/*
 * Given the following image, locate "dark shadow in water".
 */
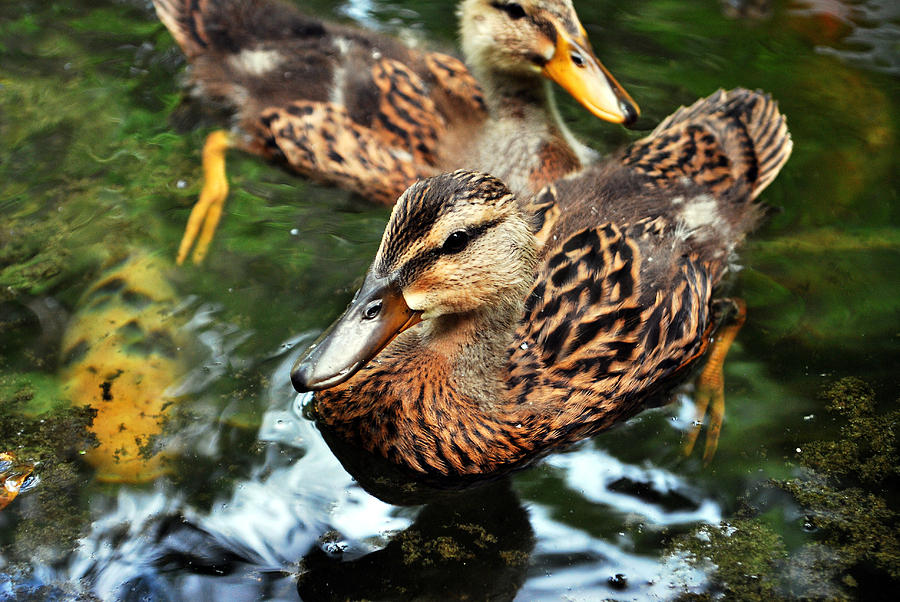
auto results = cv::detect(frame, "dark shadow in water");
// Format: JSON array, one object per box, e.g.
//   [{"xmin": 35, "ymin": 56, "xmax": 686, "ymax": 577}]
[
  {"xmin": 298, "ymin": 479, "xmax": 533, "ymax": 602},
  {"xmin": 298, "ymin": 424, "xmax": 535, "ymax": 601},
  {"xmin": 110, "ymin": 423, "xmax": 535, "ymax": 601}
]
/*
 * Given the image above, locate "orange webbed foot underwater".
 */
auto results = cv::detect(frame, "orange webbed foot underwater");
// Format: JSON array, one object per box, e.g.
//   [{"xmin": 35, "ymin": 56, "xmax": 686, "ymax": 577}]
[
  {"xmin": 176, "ymin": 130, "xmax": 231, "ymax": 265},
  {"xmin": 683, "ymin": 298, "xmax": 747, "ymax": 463}
]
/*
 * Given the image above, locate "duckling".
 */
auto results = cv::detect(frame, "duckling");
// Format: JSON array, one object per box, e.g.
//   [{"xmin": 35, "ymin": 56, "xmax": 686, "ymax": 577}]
[
  {"xmin": 152, "ymin": 0, "xmax": 639, "ymax": 263},
  {"xmin": 290, "ymin": 88, "xmax": 791, "ymax": 479}
]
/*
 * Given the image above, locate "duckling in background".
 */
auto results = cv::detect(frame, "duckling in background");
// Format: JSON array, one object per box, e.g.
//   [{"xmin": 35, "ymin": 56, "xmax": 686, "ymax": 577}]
[
  {"xmin": 291, "ymin": 88, "xmax": 791, "ymax": 480},
  {"xmin": 152, "ymin": 0, "xmax": 639, "ymax": 263},
  {"xmin": 60, "ymin": 253, "xmax": 187, "ymax": 483}
]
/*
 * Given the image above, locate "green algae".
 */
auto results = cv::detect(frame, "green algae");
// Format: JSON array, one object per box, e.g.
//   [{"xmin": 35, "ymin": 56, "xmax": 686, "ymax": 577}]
[
  {"xmin": 772, "ymin": 379, "xmax": 900, "ymax": 592},
  {"xmin": 671, "ymin": 518, "xmax": 788, "ymax": 600},
  {"xmin": 800, "ymin": 378, "xmax": 898, "ymax": 486},
  {"xmin": 670, "ymin": 378, "xmax": 900, "ymax": 599}
]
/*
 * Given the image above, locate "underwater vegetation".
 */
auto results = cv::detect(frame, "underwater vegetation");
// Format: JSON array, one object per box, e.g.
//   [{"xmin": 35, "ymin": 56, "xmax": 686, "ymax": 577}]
[
  {"xmin": 297, "ymin": 480, "xmax": 534, "ymax": 601},
  {"xmin": 670, "ymin": 378, "xmax": 899, "ymax": 600}
]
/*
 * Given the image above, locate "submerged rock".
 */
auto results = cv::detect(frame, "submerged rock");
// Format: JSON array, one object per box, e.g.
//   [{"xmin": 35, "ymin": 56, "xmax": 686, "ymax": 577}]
[{"xmin": 0, "ymin": 385, "xmax": 97, "ymax": 563}]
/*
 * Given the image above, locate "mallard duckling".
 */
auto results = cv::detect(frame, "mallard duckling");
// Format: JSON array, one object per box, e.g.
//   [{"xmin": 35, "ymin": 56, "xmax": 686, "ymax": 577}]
[
  {"xmin": 290, "ymin": 88, "xmax": 791, "ymax": 479},
  {"xmin": 152, "ymin": 0, "xmax": 639, "ymax": 263}
]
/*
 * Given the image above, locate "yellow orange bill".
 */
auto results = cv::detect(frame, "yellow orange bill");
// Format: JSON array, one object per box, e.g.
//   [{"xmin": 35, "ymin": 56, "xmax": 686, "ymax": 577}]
[{"xmin": 542, "ymin": 27, "xmax": 639, "ymax": 126}]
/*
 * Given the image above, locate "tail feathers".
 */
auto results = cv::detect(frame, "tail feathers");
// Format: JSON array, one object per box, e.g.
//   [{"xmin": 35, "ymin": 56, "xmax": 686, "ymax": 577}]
[
  {"xmin": 625, "ymin": 88, "xmax": 792, "ymax": 201},
  {"xmin": 723, "ymin": 89, "xmax": 793, "ymax": 199}
]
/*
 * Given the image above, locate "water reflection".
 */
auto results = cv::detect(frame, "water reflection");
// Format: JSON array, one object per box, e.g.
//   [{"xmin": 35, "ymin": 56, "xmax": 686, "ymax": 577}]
[{"xmin": 298, "ymin": 480, "xmax": 533, "ymax": 601}]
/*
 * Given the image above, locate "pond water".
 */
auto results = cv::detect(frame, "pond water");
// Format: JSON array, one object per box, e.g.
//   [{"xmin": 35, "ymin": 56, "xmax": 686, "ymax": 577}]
[{"xmin": 1, "ymin": 0, "xmax": 898, "ymax": 600}]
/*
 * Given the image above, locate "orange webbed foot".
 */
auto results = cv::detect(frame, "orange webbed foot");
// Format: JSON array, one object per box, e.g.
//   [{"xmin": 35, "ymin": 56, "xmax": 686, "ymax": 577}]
[
  {"xmin": 683, "ymin": 298, "xmax": 747, "ymax": 463},
  {"xmin": 176, "ymin": 130, "xmax": 231, "ymax": 265}
]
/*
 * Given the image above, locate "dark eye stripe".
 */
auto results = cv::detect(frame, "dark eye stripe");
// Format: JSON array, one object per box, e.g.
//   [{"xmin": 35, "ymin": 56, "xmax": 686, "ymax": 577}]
[
  {"xmin": 490, "ymin": 1, "xmax": 526, "ymax": 20},
  {"xmin": 395, "ymin": 217, "xmax": 504, "ymax": 286},
  {"xmin": 527, "ymin": 52, "xmax": 549, "ymax": 67},
  {"xmin": 533, "ymin": 17, "xmax": 558, "ymax": 44}
]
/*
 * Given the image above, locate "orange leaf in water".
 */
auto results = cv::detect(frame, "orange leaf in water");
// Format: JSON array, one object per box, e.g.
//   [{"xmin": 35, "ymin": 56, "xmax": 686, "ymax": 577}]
[{"xmin": 1, "ymin": 452, "xmax": 35, "ymax": 512}]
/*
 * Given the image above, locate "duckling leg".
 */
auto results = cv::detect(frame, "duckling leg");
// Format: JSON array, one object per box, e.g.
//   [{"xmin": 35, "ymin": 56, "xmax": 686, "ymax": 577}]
[
  {"xmin": 683, "ymin": 298, "xmax": 746, "ymax": 463},
  {"xmin": 176, "ymin": 130, "xmax": 231, "ymax": 265}
]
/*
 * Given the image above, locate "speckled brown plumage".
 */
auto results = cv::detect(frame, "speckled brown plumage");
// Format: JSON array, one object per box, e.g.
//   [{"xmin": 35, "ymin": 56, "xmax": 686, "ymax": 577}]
[
  {"xmin": 294, "ymin": 88, "xmax": 791, "ymax": 480},
  {"xmin": 153, "ymin": 0, "xmax": 635, "ymax": 203}
]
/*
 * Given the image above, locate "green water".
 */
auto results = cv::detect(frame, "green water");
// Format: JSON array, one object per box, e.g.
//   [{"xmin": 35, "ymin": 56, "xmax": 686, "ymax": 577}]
[{"xmin": 1, "ymin": 0, "xmax": 898, "ymax": 599}]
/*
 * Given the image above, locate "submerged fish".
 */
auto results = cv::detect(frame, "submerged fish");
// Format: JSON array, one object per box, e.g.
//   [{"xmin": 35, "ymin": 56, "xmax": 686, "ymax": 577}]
[{"xmin": 60, "ymin": 252, "xmax": 187, "ymax": 483}]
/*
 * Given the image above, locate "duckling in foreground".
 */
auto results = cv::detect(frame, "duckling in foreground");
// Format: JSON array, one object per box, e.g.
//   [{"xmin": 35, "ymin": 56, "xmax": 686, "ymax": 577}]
[
  {"xmin": 152, "ymin": 0, "xmax": 639, "ymax": 263},
  {"xmin": 291, "ymin": 88, "xmax": 791, "ymax": 479}
]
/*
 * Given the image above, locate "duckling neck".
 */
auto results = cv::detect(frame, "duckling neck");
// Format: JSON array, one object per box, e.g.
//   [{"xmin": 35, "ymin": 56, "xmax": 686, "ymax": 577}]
[
  {"xmin": 424, "ymin": 296, "xmax": 523, "ymax": 405},
  {"xmin": 467, "ymin": 69, "xmax": 593, "ymax": 192},
  {"xmin": 479, "ymin": 70, "xmax": 564, "ymax": 133},
  {"xmin": 313, "ymin": 293, "xmax": 543, "ymax": 478}
]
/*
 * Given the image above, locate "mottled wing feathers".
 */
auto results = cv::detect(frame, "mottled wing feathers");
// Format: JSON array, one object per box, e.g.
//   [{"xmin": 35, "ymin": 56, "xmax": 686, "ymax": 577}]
[
  {"xmin": 252, "ymin": 53, "xmax": 458, "ymax": 203},
  {"xmin": 370, "ymin": 58, "xmax": 445, "ymax": 166},
  {"xmin": 504, "ymin": 88, "xmax": 793, "ymax": 445},
  {"xmin": 155, "ymin": 0, "xmax": 469, "ymax": 204},
  {"xmin": 508, "ymin": 221, "xmax": 713, "ymax": 440},
  {"xmin": 514, "ymin": 223, "xmax": 644, "ymax": 370},
  {"xmin": 424, "ymin": 52, "xmax": 488, "ymax": 116},
  {"xmin": 623, "ymin": 88, "xmax": 792, "ymax": 200},
  {"xmin": 258, "ymin": 101, "xmax": 434, "ymax": 204}
]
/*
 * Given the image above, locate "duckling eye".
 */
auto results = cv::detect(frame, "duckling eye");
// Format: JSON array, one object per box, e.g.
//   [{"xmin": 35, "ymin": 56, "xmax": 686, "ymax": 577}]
[
  {"xmin": 491, "ymin": 1, "xmax": 526, "ymax": 20},
  {"xmin": 442, "ymin": 230, "xmax": 470, "ymax": 254},
  {"xmin": 570, "ymin": 51, "xmax": 585, "ymax": 68},
  {"xmin": 363, "ymin": 300, "xmax": 382, "ymax": 320}
]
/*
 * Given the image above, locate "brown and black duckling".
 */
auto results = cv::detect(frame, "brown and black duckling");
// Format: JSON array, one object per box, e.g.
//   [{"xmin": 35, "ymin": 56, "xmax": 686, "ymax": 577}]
[
  {"xmin": 290, "ymin": 88, "xmax": 792, "ymax": 480},
  {"xmin": 152, "ymin": 0, "xmax": 639, "ymax": 263}
]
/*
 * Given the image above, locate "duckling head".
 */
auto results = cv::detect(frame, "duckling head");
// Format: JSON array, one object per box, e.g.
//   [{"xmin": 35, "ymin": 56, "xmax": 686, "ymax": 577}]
[
  {"xmin": 292, "ymin": 170, "xmax": 537, "ymax": 391},
  {"xmin": 458, "ymin": 0, "xmax": 639, "ymax": 125}
]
